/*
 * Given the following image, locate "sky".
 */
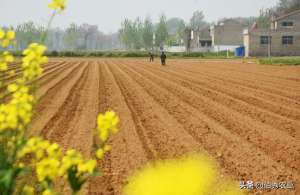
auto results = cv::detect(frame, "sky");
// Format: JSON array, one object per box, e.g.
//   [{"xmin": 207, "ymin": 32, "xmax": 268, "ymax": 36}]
[{"xmin": 1, "ymin": 0, "xmax": 278, "ymax": 33}]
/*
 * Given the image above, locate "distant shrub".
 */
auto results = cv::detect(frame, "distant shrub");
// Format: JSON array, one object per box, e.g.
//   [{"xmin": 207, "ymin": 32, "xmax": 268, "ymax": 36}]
[{"xmin": 50, "ymin": 50, "xmax": 59, "ymax": 56}]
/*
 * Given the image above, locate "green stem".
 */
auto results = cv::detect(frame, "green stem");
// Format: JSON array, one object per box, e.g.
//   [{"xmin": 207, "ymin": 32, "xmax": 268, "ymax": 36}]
[{"xmin": 40, "ymin": 11, "xmax": 56, "ymax": 44}]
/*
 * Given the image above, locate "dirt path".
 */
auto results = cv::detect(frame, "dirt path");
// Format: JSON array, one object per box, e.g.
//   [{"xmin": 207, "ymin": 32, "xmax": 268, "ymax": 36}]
[{"xmin": 27, "ymin": 58, "xmax": 299, "ymax": 195}]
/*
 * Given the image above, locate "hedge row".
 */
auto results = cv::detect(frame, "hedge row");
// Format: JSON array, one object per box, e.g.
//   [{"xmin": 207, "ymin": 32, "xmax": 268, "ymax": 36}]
[{"xmin": 21, "ymin": 50, "xmax": 234, "ymax": 58}]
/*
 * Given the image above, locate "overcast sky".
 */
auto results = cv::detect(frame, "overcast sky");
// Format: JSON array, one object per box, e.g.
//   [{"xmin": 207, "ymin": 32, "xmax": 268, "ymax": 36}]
[{"xmin": 1, "ymin": 0, "xmax": 278, "ymax": 33}]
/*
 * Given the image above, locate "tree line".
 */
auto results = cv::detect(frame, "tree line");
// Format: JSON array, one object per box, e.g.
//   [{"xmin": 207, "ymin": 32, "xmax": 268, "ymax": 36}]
[
  {"xmin": 118, "ymin": 11, "xmax": 209, "ymax": 50},
  {"xmin": 4, "ymin": 1, "xmax": 299, "ymax": 52},
  {"xmin": 1, "ymin": 22, "xmax": 121, "ymax": 51}
]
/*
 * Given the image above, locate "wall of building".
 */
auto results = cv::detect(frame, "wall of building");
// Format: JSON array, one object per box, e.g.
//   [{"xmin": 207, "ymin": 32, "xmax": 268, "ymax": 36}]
[
  {"xmin": 211, "ymin": 20, "xmax": 245, "ymax": 46},
  {"xmin": 247, "ymin": 30, "xmax": 300, "ymax": 56},
  {"xmin": 245, "ymin": 11, "xmax": 300, "ymax": 57},
  {"xmin": 275, "ymin": 11, "xmax": 300, "ymax": 31},
  {"xmin": 189, "ymin": 29, "xmax": 213, "ymax": 52}
]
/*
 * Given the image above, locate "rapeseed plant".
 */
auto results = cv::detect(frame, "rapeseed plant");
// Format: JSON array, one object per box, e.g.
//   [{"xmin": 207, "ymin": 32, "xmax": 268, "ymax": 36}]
[
  {"xmin": 95, "ymin": 111, "xmax": 119, "ymax": 160},
  {"xmin": 0, "ymin": 0, "xmax": 120, "ymax": 194}
]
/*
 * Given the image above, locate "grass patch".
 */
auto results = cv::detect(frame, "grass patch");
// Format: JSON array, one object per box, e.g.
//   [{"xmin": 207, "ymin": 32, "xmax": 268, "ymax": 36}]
[{"xmin": 259, "ymin": 57, "xmax": 300, "ymax": 65}]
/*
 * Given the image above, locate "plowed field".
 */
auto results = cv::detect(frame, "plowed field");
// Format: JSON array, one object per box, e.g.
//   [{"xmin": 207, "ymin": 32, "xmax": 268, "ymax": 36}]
[{"xmin": 13, "ymin": 58, "xmax": 300, "ymax": 194}]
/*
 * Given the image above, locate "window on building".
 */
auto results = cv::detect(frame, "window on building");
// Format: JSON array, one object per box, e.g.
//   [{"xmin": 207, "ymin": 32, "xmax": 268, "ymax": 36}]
[
  {"xmin": 199, "ymin": 40, "xmax": 212, "ymax": 47},
  {"xmin": 282, "ymin": 21, "xmax": 294, "ymax": 27},
  {"xmin": 260, "ymin": 36, "xmax": 271, "ymax": 45},
  {"xmin": 282, "ymin": 36, "xmax": 293, "ymax": 45}
]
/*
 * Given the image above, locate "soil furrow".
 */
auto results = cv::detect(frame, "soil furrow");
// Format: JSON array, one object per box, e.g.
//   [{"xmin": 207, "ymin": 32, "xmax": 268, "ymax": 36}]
[
  {"xmin": 113, "ymin": 60, "xmax": 299, "ymax": 195},
  {"xmin": 89, "ymin": 61, "xmax": 151, "ymax": 195},
  {"xmin": 42, "ymin": 64, "xmax": 90, "ymax": 143},
  {"xmin": 125, "ymin": 61, "xmax": 300, "ymax": 138},
  {"xmin": 169, "ymin": 61, "xmax": 300, "ymax": 100},
  {"xmin": 108, "ymin": 60, "xmax": 205, "ymax": 158},
  {"xmin": 117, "ymin": 61, "xmax": 300, "ymax": 176},
  {"xmin": 169, "ymin": 60, "xmax": 300, "ymax": 89},
  {"xmin": 32, "ymin": 63, "xmax": 87, "ymax": 136},
  {"xmin": 135, "ymin": 60, "xmax": 300, "ymax": 120},
  {"xmin": 26, "ymin": 58, "xmax": 300, "ymax": 195}
]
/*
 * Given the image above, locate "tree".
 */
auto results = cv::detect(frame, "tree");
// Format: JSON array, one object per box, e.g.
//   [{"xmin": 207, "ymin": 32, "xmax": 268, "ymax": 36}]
[
  {"xmin": 63, "ymin": 23, "xmax": 79, "ymax": 51},
  {"xmin": 166, "ymin": 18, "xmax": 185, "ymax": 35},
  {"xmin": 119, "ymin": 18, "xmax": 144, "ymax": 50},
  {"xmin": 119, "ymin": 19, "xmax": 132, "ymax": 49},
  {"xmin": 275, "ymin": 0, "xmax": 300, "ymax": 14},
  {"xmin": 281, "ymin": 0, "xmax": 300, "ymax": 13},
  {"xmin": 190, "ymin": 11, "xmax": 208, "ymax": 30},
  {"xmin": 155, "ymin": 14, "xmax": 168, "ymax": 47},
  {"xmin": 15, "ymin": 21, "xmax": 44, "ymax": 50},
  {"xmin": 175, "ymin": 20, "xmax": 186, "ymax": 45},
  {"xmin": 256, "ymin": 9, "xmax": 271, "ymax": 29},
  {"xmin": 133, "ymin": 17, "xmax": 144, "ymax": 49},
  {"xmin": 142, "ymin": 17, "xmax": 154, "ymax": 49}
]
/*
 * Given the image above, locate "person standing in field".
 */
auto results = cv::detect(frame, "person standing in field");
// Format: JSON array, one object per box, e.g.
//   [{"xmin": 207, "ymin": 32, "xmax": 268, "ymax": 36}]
[
  {"xmin": 160, "ymin": 51, "xmax": 166, "ymax": 65},
  {"xmin": 149, "ymin": 52, "xmax": 154, "ymax": 62}
]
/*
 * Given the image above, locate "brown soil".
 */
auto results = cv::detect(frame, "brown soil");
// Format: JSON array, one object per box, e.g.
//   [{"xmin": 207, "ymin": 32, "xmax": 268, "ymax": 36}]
[{"xmin": 24, "ymin": 58, "xmax": 300, "ymax": 195}]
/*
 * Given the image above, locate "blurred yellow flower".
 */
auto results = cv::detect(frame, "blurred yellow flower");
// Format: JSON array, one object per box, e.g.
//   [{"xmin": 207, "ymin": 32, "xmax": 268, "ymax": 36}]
[
  {"xmin": 0, "ymin": 51, "xmax": 14, "ymax": 71},
  {"xmin": 36, "ymin": 158, "xmax": 60, "ymax": 182},
  {"xmin": 0, "ymin": 28, "xmax": 4, "ymax": 39},
  {"xmin": 78, "ymin": 159, "xmax": 97, "ymax": 175},
  {"xmin": 103, "ymin": 144, "xmax": 112, "ymax": 152},
  {"xmin": 42, "ymin": 189, "xmax": 55, "ymax": 195},
  {"xmin": 0, "ymin": 29, "xmax": 15, "ymax": 48},
  {"xmin": 22, "ymin": 43, "xmax": 48, "ymax": 81},
  {"xmin": 124, "ymin": 155, "xmax": 217, "ymax": 195},
  {"xmin": 96, "ymin": 148, "xmax": 105, "ymax": 160},
  {"xmin": 124, "ymin": 155, "xmax": 245, "ymax": 195},
  {"xmin": 7, "ymin": 83, "xmax": 18, "ymax": 93},
  {"xmin": 47, "ymin": 143, "xmax": 62, "ymax": 159},
  {"xmin": 48, "ymin": 0, "xmax": 67, "ymax": 11}
]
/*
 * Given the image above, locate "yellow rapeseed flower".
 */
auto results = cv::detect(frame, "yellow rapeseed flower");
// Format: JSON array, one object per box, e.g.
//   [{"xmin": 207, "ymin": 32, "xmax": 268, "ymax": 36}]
[
  {"xmin": 97, "ymin": 111, "xmax": 119, "ymax": 142},
  {"xmin": 0, "ymin": 83, "xmax": 35, "ymax": 132},
  {"xmin": 124, "ymin": 155, "xmax": 245, "ymax": 195},
  {"xmin": 22, "ymin": 43, "xmax": 48, "ymax": 81},
  {"xmin": 59, "ymin": 149, "xmax": 83, "ymax": 176},
  {"xmin": 48, "ymin": 0, "xmax": 67, "ymax": 11},
  {"xmin": 7, "ymin": 84, "xmax": 18, "ymax": 93},
  {"xmin": 124, "ymin": 155, "xmax": 217, "ymax": 195},
  {"xmin": 95, "ymin": 145, "xmax": 111, "ymax": 159},
  {"xmin": 0, "ymin": 28, "xmax": 4, "ymax": 39},
  {"xmin": 96, "ymin": 148, "xmax": 105, "ymax": 160},
  {"xmin": 0, "ymin": 51, "xmax": 14, "ymax": 71},
  {"xmin": 36, "ymin": 157, "xmax": 60, "ymax": 182},
  {"xmin": 47, "ymin": 143, "xmax": 62, "ymax": 159},
  {"xmin": 17, "ymin": 137, "xmax": 60, "ymax": 162},
  {"xmin": 77, "ymin": 160, "xmax": 97, "ymax": 175},
  {"xmin": 42, "ymin": 189, "xmax": 55, "ymax": 195},
  {"xmin": 103, "ymin": 144, "xmax": 111, "ymax": 152},
  {"xmin": 0, "ymin": 29, "xmax": 15, "ymax": 48}
]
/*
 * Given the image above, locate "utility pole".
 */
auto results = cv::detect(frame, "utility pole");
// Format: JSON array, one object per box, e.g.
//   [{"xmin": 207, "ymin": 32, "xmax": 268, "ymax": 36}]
[{"xmin": 268, "ymin": 25, "xmax": 272, "ymax": 59}]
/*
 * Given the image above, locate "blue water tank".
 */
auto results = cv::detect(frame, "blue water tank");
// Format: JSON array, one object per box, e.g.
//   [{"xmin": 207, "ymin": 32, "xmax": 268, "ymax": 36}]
[{"xmin": 235, "ymin": 46, "xmax": 245, "ymax": 57}]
